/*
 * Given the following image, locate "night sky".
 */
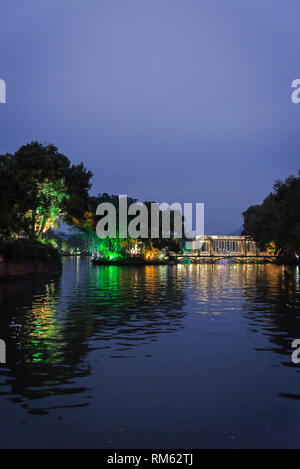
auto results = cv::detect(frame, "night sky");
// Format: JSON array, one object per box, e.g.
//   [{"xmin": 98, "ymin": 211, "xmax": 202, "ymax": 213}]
[{"xmin": 1, "ymin": 0, "xmax": 300, "ymax": 233}]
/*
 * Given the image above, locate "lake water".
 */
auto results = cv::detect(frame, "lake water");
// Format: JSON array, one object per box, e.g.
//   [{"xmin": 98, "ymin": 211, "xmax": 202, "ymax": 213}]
[{"xmin": 0, "ymin": 258, "xmax": 300, "ymax": 448}]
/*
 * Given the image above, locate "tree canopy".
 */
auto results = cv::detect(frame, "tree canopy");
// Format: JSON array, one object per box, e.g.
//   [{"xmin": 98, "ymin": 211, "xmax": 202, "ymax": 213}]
[
  {"xmin": 243, "ymin": 172, "xmax": 300, "ymax": 262},
  {"xmin": 73, "ymin": 193, "xmax": 183, "ymax": 259},
  {"xmin": 0, "ymin": 142, "xmax": 92, "ymax": 240},
  {"xmin": 0, "ymin": 141, "xmax": 183, "ymax": 260}
]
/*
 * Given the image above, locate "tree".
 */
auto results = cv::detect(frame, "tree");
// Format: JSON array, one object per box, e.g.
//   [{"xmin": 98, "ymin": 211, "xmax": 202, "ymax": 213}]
[
  {"xmin": 0, "ymin": 142, "xmax": 92, "ymax": 240},
  {"xmin": 73, "ymin": 193, "xmax": 138, "ymax": 258},
  {"xmin": 74, "ymin": 194, "xmax": 183, "ymax": 259},
  {"xmin": 243, "ymin": 172, "xmax": 300, "ymax": 262},
  {"xmin": 0, "ymin": 153, "xmax": 20, "ymax": 238},
  {"xmin": 143, "ymin": 201, "xmax": 183, "ymax": 254}
]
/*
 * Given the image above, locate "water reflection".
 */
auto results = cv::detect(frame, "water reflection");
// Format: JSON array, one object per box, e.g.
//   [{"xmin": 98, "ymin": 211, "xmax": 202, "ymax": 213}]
[
  {"xmin": 0, "ymin": 259, "xmax": 185, "ymax": 414},
  {"xmin": 241, "ymin": 265, "xmax": 300, "ymax": 401},
  {"xmin": 1, "ymin": 259, "xmax": 300, "ymax": 448}
]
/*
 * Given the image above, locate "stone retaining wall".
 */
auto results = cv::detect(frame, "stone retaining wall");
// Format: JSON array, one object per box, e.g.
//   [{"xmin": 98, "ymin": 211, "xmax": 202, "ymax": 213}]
[{"xmin": 0, "ymin": 255, "xmax": 62, "ymax": 280}]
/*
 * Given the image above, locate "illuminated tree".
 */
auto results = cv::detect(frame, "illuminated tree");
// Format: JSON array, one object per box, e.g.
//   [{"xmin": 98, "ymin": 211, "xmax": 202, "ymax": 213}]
[
  {"xmin": 73, "ymin": 194, "xmax": 138, "ymax": 259},
  {"xmin": 0, "ymin": 142, "xmax": 92, "ymax": 240},
  {"xmin": 74, "ymin": 194, "xmax": 183, "ymax": 260}
]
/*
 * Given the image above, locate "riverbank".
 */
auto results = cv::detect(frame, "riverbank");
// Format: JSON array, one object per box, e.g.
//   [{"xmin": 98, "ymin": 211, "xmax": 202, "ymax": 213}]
[
  {"xmin": 92, "ymin": 256, "xmax": 279, "ymax": 266},
  {"xmin": 92, "ymin": 258, "xmax": 171, "ymax": 266},
  {"xmin": 0, "ymin": 240, "xmax": 62, "ymax": 280}
]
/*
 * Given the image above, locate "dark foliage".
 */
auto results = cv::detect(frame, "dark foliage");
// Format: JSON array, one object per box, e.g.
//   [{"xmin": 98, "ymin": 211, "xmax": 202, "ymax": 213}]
[
  {"xmin": 243, "ymin": 172, "xmax": 300, "ymax": 262},
  {"xmin": 0, "ymin": 239, "xmax": 61, "ymax": 263}
]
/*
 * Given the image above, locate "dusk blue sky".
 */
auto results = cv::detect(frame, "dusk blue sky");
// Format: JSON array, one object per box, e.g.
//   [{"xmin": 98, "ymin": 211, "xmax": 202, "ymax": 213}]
[{"xmin": 1, "ymin": 0, "xmax": 300, "ymax": 233}]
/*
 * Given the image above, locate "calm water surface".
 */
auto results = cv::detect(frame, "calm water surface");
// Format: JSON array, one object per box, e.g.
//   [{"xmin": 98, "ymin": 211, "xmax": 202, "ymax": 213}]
[{"xmin": 0, "ymin": 258, "xmax": 300, "ymax": 448}]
